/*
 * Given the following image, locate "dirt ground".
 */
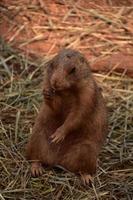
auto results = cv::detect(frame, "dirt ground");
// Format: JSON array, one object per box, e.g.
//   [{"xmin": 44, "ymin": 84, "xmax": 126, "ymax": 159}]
[
  {"xmin": 0, "ymin": 1, "xmax": 133, "ymax": 200},
  {"xmin": 0, "ymin": 0, "xmax": 133, "ymax": 76}
]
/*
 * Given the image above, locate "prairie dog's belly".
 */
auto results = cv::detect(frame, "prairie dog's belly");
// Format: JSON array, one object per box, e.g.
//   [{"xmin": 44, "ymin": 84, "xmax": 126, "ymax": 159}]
[{"xmin": 46, "ymin": 92, "xmax": 76, "ymax": 117}]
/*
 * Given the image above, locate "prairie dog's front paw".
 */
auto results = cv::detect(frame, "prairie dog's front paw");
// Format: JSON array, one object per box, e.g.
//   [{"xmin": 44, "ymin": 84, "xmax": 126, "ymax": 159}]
[
  {"xmin": 43, "ymin": 88, "xmax": 55, "ymax": 99},
  {"xmin": 50, "ymin": 128, "xmax": 65, "ymax": 143}
]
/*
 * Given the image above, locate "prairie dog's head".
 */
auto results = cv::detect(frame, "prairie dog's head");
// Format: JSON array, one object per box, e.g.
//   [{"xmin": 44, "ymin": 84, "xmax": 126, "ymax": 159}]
[{"xmin": 45, "ymin": 49, "xmax": 92, "ymax": 91}]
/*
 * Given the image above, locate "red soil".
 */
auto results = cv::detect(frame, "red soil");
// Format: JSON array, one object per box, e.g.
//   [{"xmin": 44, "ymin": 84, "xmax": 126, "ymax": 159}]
[{"xmin": 0, "ymin": 0, "xmax": 133, "ymax": 77}]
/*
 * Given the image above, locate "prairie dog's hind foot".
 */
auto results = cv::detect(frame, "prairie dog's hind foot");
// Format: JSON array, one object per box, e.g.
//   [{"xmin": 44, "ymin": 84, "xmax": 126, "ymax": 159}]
[
  {"xmin": 31, "ymin": 162, "xmax": 44, "ymax": 177},
  {"xmin": 80, "ymin": 173, "xmax": 94, "ymax": 186}
]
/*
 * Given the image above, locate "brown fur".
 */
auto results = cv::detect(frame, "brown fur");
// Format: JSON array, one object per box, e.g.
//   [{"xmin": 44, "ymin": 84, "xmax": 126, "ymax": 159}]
[{"xmin": 26, "ymin": 49, "xmax": 108, "ymax": 177}]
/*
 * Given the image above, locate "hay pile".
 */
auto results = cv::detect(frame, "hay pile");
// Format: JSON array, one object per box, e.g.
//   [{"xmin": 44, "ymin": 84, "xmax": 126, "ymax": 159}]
[{"xmin": 0, "ymin": 40, "xmax": 133, "ymax": 200}]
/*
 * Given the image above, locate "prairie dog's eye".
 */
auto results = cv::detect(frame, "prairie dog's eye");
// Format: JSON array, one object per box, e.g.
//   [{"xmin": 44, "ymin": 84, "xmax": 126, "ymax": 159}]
[{"xmin": 68, "ymin": 67, "xmax": 76, "ymax": 75}]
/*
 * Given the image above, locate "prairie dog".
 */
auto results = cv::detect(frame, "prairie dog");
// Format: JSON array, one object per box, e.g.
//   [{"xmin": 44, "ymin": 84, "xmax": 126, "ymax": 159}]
[{"xmin": 26, "ymin": 49, "xmax": 108, "ymax": 185}]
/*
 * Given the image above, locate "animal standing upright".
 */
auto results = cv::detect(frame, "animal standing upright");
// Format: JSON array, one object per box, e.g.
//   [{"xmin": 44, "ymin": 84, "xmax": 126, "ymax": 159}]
[{"xmin": 26, "ymin": 49, "xmax": 108, "ymax": 184}]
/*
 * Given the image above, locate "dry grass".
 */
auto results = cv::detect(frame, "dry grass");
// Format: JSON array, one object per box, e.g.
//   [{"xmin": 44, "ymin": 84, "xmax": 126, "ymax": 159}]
[
  {"xmin": 0, "ymin": 39, "xmax": 133, "ymax": 200},
  {"xmin": 0, "ymin": 1, "xmax": 133, "ymax": 57},
  {"xmin": 0, "ymin": 1, "xmax": 133, "ymax": 199}
]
